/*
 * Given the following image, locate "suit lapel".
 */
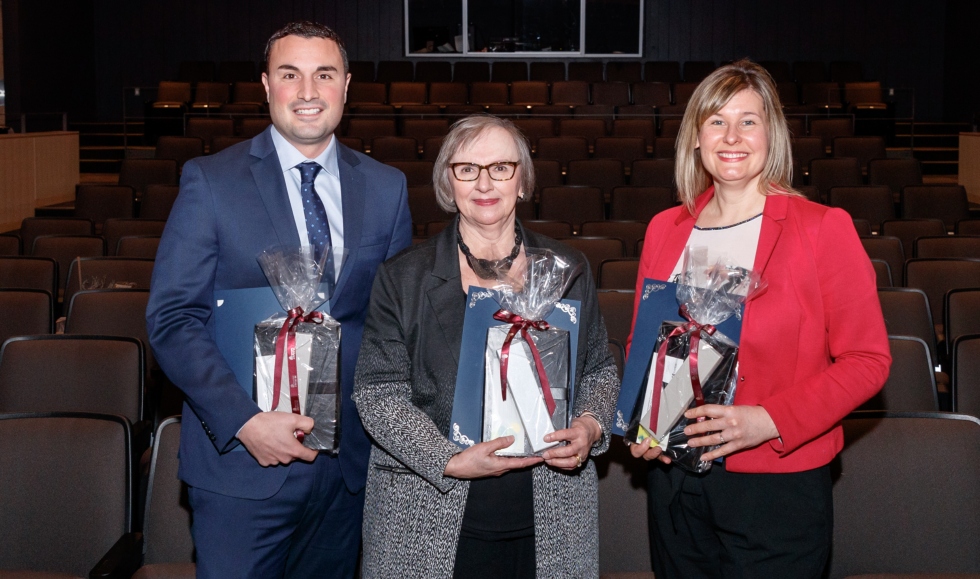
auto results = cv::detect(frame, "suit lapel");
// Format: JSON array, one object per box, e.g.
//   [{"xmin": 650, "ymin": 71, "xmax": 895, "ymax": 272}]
[
  {"xmin": 332, "ymin": 144, "xmax": 365, "ymax": 307},
  {"xmin": 249, "ymin": 128, "xmax": 301, "ymax": 249},
  {"xmin": 427, "ymin": 218, "xmax": 465, "ymax": 366}
]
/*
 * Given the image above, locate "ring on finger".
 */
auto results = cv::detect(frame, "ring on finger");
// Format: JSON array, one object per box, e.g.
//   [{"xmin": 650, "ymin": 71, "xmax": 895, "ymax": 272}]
[
  {"xmin": 719, "ymin": 433, "xmax": 726, "ymax": 444},
  {"xmin": 574, "ymin": 454, "xmax": 583, "ymax": 467}
]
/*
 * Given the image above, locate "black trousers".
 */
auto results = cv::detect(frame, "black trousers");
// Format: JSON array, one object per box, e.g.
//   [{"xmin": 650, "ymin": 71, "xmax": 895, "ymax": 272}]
[{"xmin": 647, "ymin": 461, "xmax": 833, "ymax": 579}]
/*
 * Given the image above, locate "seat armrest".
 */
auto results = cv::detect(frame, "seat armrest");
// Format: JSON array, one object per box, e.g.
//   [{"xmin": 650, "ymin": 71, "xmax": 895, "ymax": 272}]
[{"xmin": 89, "ymin": 531, "xmax": 143, "ymax": 579}]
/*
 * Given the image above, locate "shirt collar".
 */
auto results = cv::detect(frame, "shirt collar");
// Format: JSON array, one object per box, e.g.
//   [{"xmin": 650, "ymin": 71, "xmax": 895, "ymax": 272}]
[{"xmin": 270, "ymin": 126, "xmax": 340, "ymax": 179}]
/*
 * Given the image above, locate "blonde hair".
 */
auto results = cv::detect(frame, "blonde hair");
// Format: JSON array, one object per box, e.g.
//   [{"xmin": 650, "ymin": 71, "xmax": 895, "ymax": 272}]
[
  {"xmin": 674, "ymin": 59, "xmax": 796, "ymax": 212},
  {"xmin": 432, "ymin": 115, "xmax": 535, "ymax": 213}
]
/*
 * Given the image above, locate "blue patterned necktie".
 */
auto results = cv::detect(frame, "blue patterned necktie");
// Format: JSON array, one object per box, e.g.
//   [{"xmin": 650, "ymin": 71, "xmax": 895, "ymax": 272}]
[{"xmin": 297, "ymin": 161, "xmax": 332, "ymax": 262}]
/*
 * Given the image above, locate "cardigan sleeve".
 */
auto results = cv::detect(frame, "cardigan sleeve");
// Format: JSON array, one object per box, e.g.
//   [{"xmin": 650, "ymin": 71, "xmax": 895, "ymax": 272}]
[
  {"xmin": 759, "ymin": 207, "xmax": 891, "ymax": 454},
  {"xmin": 352, "ymin": 262, "xmax": 463, "ymax": 494},
  {"xmin": 569, "ymin": 260, "xmax": 621, "ymax": 455}
]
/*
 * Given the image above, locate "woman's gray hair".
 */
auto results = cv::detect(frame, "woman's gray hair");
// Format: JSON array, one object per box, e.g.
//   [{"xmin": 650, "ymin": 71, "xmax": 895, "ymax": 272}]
[
  {"xmin": 674, "ymin": 58, "xmax": 797, "ymax": 212},
  {"xmin": 432, "ymin": 115, "xmax": 535, "ymax": 213}
]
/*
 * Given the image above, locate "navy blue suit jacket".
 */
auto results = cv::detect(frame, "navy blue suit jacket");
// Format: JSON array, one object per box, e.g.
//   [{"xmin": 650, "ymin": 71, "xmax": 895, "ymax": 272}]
[{"xmin": 146, "ymin": 127, "xmax": 412, "ymax": 499}]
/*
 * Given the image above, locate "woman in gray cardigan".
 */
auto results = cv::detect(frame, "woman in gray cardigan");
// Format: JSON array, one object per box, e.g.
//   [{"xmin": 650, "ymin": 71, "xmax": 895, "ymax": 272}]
[{"xmin": 353, "ymin": 115, "xmax": 619, "ymax": 578}]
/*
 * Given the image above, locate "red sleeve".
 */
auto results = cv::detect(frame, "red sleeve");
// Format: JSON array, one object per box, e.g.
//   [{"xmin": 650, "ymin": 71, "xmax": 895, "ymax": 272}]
[{"xmin": 760, "ymin": 207, "xmax": 891, "ymax": 454}]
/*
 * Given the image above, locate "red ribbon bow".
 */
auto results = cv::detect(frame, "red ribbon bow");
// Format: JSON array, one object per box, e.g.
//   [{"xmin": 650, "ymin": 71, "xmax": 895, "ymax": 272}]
[
  {"xmin": 272, "ymin": 306, "xmax": 325, "ymax": 419},
  {"xmin": 492, "ymin": 309, "xmax": 557, "ymax": 416},
  {"xmin": 647, "ymin": 304, "xmax": 716, "ymax": 432}
]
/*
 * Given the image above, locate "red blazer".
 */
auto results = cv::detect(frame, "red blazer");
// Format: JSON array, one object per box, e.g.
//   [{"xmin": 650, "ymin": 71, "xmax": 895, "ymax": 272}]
[{"xmin": 628, "ymin": 189, "xmax": 891, "ymax": 473}]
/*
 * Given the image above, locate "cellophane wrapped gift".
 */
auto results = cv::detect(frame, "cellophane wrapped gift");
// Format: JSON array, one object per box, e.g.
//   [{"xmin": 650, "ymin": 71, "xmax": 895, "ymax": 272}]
[
  {"xmin": 254, "ymin": 246, "xmax": 346, "ymax": 453},
  {"xmin": 483, "ymin": 250, "xmax": 582, "ymax": 456},
  {"xmin": 626, "ymin": 247, "xmax": 764, "ymax": 473}
]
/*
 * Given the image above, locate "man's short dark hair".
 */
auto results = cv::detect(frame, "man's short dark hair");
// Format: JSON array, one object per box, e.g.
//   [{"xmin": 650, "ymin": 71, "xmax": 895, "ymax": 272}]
[{"xmin": 265, "ymin": 21, "xmax": 349, "ymax": 76}]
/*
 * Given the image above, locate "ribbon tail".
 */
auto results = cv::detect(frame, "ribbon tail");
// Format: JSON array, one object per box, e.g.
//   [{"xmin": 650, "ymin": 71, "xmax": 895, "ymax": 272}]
[
  {"xmin": 521, "ymin": 327, "xmax": 556, "ymax": 416},
  {"xmin": 271, "ymin": 315, "xmax": 292, "ymax": 411}
]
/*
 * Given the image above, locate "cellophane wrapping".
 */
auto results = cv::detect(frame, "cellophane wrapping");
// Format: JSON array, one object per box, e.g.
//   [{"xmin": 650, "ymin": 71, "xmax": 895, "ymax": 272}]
[
  {"xmin": 482, "ymin": 249, "xmax": 582, "ymax": 456},
  {"xmin": 627, "ymin": 247, "xmax": 764, "ymax": 473},
  {"xmin": 253, "ymin": 246, "xmax": 346, "ymax": 452}
]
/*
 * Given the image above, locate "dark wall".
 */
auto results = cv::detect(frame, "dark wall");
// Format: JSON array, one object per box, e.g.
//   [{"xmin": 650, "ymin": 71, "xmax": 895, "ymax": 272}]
[
  {"xmin": 1, "ymin": 0, "xmax": 954, "ymax": 121},
  {"xmin": 644, "ymin": 0, "xmax": 946, "ymax": 120},
  {"xmin": 2, "ymin": 0, "xmax": 97, "ymax": 122},
  {"xmin": 944, "ymin": 0, "xmax": 980, "ymax": 123}
]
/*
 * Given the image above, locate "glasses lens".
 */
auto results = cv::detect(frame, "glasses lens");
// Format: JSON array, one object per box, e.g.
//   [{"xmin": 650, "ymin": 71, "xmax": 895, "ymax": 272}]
[
  {"xmin": 452, "ymin": 164, "xmax": 475, "ymax": 180},
  {"xmin": 487, "ymin": 163, "xmax": 515, "ymax": 181}
]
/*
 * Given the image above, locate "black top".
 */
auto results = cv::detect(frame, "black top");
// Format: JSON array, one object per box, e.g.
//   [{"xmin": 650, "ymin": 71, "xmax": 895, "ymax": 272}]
[
  {"xmin": 460, "ymin": 468, "xmax": 535, "ymax": 540},
  {"xmin": 458, "ymin": 291, "xmax": 535, "ymax": 540}
]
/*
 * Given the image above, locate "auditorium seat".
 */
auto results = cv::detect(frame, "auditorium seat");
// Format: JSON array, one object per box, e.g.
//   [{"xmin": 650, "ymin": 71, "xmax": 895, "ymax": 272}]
[
  {"xmin": 74, "ymin": 185, "xmax": 136, "ymax": 233},
  {"xmin": 103, "ymin": 219, "xmax": 167, "ymax": 257},
  {"xmin": 858, "ymin": 336, "xmax": 939, "ymax": 411},
  {"xmin": 63, "ymin": 257, "xmax": 155, "ymax": 309},
  {"xmin": 597, "ymin": 258, "xmax": 640, "ymax": 290},
  {"xmin": 644, "ymin": 61, "xmax": 681, "ymax": 83},
  {"xmin": 828, "ymin": 186, "xmax": 894, "ymax": 233},
  {"xmin": 140, "ymin": 185, "xmax": 180, "ymax": 221},
  {"xmin": 880, "ymin": 219, "xmax": 947, "ymax": 260},
  {"xmin": 0, "ymin": 289, "xmax": 53, "ymax": 345},
  {"xmin": 118, "ymin": 159, "xmax": 179, "ymax": 199},
  {"xmin": 155, "ymin": 136, "xmax": 204, "ymax": 172}
]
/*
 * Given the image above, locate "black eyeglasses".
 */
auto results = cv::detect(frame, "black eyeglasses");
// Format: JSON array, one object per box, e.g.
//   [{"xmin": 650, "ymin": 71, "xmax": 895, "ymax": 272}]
[{"xmin": 449, "ymin": 161, "xmax": 520, "ymax": 182}]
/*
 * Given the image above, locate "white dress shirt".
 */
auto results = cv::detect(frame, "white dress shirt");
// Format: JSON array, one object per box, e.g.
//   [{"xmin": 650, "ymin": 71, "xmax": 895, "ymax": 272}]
[{"xmin": 270, "ymin": 127, "xmax": 345, "ymax": 266}]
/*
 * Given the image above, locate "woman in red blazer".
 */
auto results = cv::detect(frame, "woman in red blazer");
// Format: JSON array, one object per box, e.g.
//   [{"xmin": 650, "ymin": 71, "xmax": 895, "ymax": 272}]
[{"xmin": 627, "ymin": 60, "xmax": 890, "ymax": 578}]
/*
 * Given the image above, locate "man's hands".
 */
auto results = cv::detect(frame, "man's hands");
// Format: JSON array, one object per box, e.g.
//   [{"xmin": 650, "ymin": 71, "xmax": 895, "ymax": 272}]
[
  {"xmin": 237, "ymin": 411, "xmax": 318, "ymax": 467},
  {"xmin": 444, "ymin": 436, "xmax": 543, "ymax": 479}
]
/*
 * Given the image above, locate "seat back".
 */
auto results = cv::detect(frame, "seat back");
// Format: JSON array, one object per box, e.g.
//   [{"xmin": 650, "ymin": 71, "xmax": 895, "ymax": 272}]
[
  {"xmin": 809, "ymin": 117, "xmax": 852, "ymax": 151},
  {"xmin": 0, "ymin": 289, "xmax": 53, "ymax": 345},
  {"xmin": 538, "ymin": 187, "xmax": 604, "ymax": 229},
  {"xmin": 566, "ymin": 159, "xmax": 625, "ymax": 199},
  {"xmin": 536, "ymin": 137, "xmax": 589, "ymax": 172},
  {"xmin": 870, "ymin": 259, "xmax": 892, "ymax": 287},
  {"xmin": 510, "ymin": 81, "xmax": 549, "ymax": 106},
  {"xmin": 550, "ymin": 81, "xmax": 590, "ymax": 105},
  {"xmin": 491, "ymin": 61, "xmax": 527, "ymax": 83},
  {"xmin": 878, "ymin": 288, "xmax": 938, "ymax": 363},
  {"xmin": 118, "ymin": 159, "xmax": 179, "ymax": 198},
  {"xmin": 630, "ymin": 158, "xmax": 675, "ymax": 189},
  {"xmin": 830, "ymin": 413, "xmax": 980, "ymax": 577},
  {"xmin": 581, "ymin": 221, "xmax": 647, "ymax": 258},
  {"xmin": 117, "ymin": 236, "xmax": 161, "ymax": 259},
  {"xmin": 185, "ymin": 117, "xmax": 234, "ymax": 153},
  {"xmin": 143, "ymin": 417, "xmax": 195, "ymax": 565},
  {"xmin": 521, "ymin": 220, "xmax": 573, "ymax": 239},
  {"xmin": 155, "ymin": 136, "xmax": 204, "ymax": 171},
  {"xmin": 597, "ymin": 259, "xmax": 640, "ymax": 290},
  {"xmin": 469, "ymin": 82, "xmax": 509, "ymax": 106},
  {"xmin": 560, "ymin": 237, "xmax": 626, "ymax": 281},
  {"xmin": 915, "ymin": 235, "xmax": 980, "ymax": 259},
  {"xmin": 902, "ymin": 185, "xmax": 970, "ymax": 231},
  {"xmin": 0, "ymin": 334, "xmax": 143, "ymax": 423},
  {"xmin": 607, "ymin": 339, "xmax": 626, "ymax": 379},
  {"xmin": 630, "ymin": 82, "xmax": 671, "ymax": 107},
  {"xmin": 809, "ymin": 157, "xmax": 862, "ymax": 201},
  {"xmin": 0, "ymin": 412, "xmax": 131, "ymax": 577},
  {"xmin": 406, "ymin": 186, "xmax": 448, "ymax": 235},
  {"xmin": 385, "ymin": 160, "xmax": 434, "ymax": 188},
  {"xmin": 610, "ymin": 186, "xmax": 674, "ymax": 223},
  {"xmin": 859, "ymin": 336, "xmax": 938, "ymax": 411},
  {"xmin": 75, "ymin": 185, "xmax": 136, "ymax": 231},
  {"xmin": 370, "ymin": 136, "xmax": 419, "ymax": 162},
  {"xmin": 881, "ymin": 218, "xmax": 947, "ymax": 260},
  {"xmin": 20, "ymin": 217, "xmax": 93, "ymax": 256},
  {"xmin": 828, "ymin": 186, "xmax": 894, "ymax": 232},
  {"xmin": 31, "ymin": 235, "xmax": 106, "ymax": 296},
  {"xmin": 946, "ymin": 289, "xmax": 980, "ymax": 364},
  {"xmin": 832, "ymin": 136, "xmax": 886, "ymax": 173},
  {"xmin": 905, "ymin": 258, "xmax": 980, "ymax": 326},
  {"xmin": 953, "ymin": 334, "xmax": 980, "ymax": 416},
  {"xmin": 0, "ymin": 256, "xmax": 58, "ymax": 295},
  {"xmin": 413, "ymin": 61, "xmax": 450, "ymax": 83},
  {"xmin": 387, "ymin": 82, "xmax": 427, "ymax": 106},
  {"xmin": 63, "ymin": 258, "xmax": 155, "ymax": 312},
  {"xmin": 529, "ymin": 62, "xmax": 566, "ymax": 83},
  {"xmin": 103, "ymin": 219, "xmax": 167, "ymax": 257},
  {"xmin": 427, "ymin": 82, "xmax": 468, "ymax": 106},
  {"xmin": 868, "ymin": 158, "xmax": 922, "ymax": 199},
  {"xmin": 140, "ymin": 185, "xmax": 180, "ymax": 221}
]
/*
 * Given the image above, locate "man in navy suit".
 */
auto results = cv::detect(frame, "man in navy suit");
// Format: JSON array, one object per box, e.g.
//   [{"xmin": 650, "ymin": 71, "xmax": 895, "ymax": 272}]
[{"xmin": 146, "ymin": 21, "xmax": 412, "ymax": 578}]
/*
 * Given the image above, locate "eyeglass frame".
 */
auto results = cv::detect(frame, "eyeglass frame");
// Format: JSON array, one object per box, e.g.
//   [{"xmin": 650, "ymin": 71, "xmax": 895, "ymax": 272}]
[{"xmin": 448, "ymin": 161, "xmax": 521, "ymax": 182}]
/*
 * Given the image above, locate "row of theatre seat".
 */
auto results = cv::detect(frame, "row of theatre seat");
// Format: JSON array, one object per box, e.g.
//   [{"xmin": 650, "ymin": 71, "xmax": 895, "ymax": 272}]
[
  {"xmin": 9, "ymin": 406, "xmax": 980, "ymax": 577},
  {"xmin": 166, "ymin": 58, "xmax": 872, "ymax": 86},
  {"xmin": 150, "ymin": 79, "xmax": 886, "ymax": 114}
]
